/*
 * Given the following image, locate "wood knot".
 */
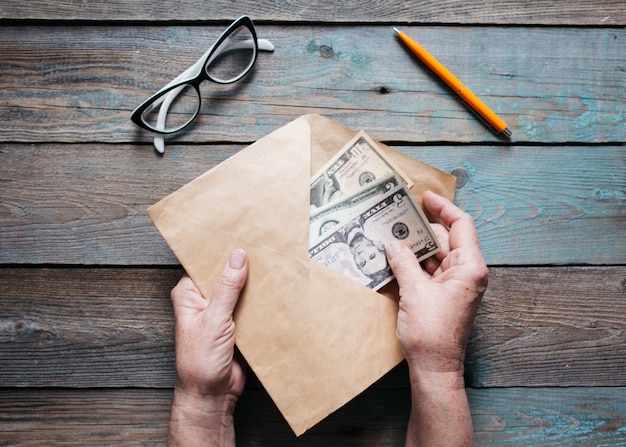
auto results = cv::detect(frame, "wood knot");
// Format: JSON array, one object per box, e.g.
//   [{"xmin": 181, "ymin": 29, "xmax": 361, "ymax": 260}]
[
  {"xmin": 2, "ymin": 318, "xmax": 55, "ymax": 340},
  {"xmin": 451, "ymin": 168, "xmax": 469, "ymax": 188},
  {"xmin": 319, "ymin": 45, "xmax": 334, "ymax": 58}
]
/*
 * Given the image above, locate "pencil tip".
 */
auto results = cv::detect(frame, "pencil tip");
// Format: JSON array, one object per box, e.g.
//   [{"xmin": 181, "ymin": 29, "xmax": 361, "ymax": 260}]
[{"xmin": 393, "ymin": 27, "xmax": 400, "ymax": 35}]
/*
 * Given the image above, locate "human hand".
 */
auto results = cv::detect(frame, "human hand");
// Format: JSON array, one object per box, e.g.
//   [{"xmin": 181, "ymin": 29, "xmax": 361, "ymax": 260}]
[
  {"xmin": 387, "ymin": 190, "xmax": 488, "ymax": 378},
  {"xmin": 387, "ymin": 191, "xmax": 486, "ymax": 447},
  {"xmin": 167, "ymin": 249, "xmax": 248, "ymax": 447}
]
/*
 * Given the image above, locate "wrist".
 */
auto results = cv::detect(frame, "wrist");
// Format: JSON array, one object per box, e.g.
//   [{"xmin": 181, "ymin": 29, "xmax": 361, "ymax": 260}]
[
  {"xmin": 408, "ymin": 369, "xmax": 467, "ymax": 401},
  {"xmin": 405, "ymin": 365, "xmax": 474, "ymax": 447},
  {"xmin": 168, "ymin": 387, "xmax": 238, "ymax": 447},
  {"xmin": 173, "ymin": 384, "xmax": 238, "ymax": 416},
  {"xmin": 406, "ymin": 357, "xmax": 466, "ymax": 393}
]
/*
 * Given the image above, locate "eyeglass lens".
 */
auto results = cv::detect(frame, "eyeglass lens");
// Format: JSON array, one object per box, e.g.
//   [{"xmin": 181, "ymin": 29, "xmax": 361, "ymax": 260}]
[
  {"xmin": 206, "ymin": 24, "xmax": 256, "ymax": 83},
  {"xmin": 140, "ymin": 84, "xmax": 200, "ymax": 133},
  {"xmin": 140, "ymin": 23, "xmax": 257, "ymax": 133}
]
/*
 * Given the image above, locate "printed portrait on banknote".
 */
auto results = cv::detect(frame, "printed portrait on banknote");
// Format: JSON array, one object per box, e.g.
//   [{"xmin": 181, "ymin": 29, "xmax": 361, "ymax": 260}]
[{"xmin": 310, "ymin": 185, "xmax": 440, "ymax": 291}]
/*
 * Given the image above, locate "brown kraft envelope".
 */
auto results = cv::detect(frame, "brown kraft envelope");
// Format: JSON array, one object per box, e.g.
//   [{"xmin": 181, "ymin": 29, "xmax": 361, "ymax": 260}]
[{"xmin": 148, "ymin": 114, "xmax": 456, "ymax": 436}]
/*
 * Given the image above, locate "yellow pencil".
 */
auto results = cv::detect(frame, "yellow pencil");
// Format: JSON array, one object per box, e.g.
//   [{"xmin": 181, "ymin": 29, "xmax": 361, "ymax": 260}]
[{"xmin": 394, "ymin": 27, "xmax": 511, "ymax": 137}]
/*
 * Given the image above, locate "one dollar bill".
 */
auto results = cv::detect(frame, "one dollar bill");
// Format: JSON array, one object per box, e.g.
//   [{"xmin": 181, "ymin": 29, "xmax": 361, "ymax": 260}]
[
  {"xmin": 309, "ymin": 174, "xmax": 402, "ymax": 245},
  {"xmin": 310, "ymin": 131, "xmax": 413, "ymax": 208},
  {"xmin": 309, "ymin": 184, "xmax": 440, "ymax": 291}
]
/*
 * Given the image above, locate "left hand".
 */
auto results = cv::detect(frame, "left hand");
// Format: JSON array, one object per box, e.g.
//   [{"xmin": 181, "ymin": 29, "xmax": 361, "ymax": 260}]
[{"xmin": 170, "ymin": 249, "xmax": 249, "ymax": 407}]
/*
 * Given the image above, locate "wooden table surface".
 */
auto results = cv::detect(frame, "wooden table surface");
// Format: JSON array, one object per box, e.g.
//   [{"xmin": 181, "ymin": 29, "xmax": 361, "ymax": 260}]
[{"xmin": 1, "ymin": 1, "xmax": 625, "ymax": 445}]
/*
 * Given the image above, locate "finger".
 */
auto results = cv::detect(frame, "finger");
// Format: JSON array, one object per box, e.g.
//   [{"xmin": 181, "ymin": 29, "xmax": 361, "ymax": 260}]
[
  {"xmin": 170, "ymin": 275, "xmax": 206, "ymax": 313},
  {"xmin": 386, "ymin": 241, "xmax": 429, "ymax": 290},
  {"xmin": 209, "ymin": 249, "xmax": 249, "ymax": 317},
  {"xmin": 422, "ymin": 190, "xmax": 480, "ymax": 252},
  {"xmin": 171, "ymin": 275, "xmax": 194, "ymax": 302},
  {"xmin": 430, "ymin": 223, "xmax": 451, "ymax": 259},
  {"xmin": 423, "ymin": 191, "xmax": 489, "ymax": 289},
  {"xmin": 421, "ymin": 256, "xmax": 440, "ymax": 276}
]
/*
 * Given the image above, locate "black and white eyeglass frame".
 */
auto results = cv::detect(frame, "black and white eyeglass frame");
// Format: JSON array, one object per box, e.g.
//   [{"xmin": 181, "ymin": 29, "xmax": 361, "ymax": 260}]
[{"xmin": 131, "ymin": 16, "xmax": 274, "ymax": 153}]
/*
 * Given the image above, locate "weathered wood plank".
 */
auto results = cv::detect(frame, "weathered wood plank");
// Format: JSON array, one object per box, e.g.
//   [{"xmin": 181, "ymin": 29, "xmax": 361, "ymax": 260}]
[
  {"xmin": 0, "ymin": 387, "xmax": 624, "ymax": 446},
  {"xmin": 0, "ymin": 389, "xmax": 172, "ymax": 446},
  {"xmin": 409, "ymin": 144, "xmax": 626, "ymax": 266},
  {"xmin": 0, "ymin": 268, "xmax": 180, "ymax": 388},
  {"xmin": 468, "ymin": 267, "xmax": 626, "ymax": 387},
  {"xmin": 1, "ymin": 0, "xmax": 624, "ymax": 25},
  {"xmin": 1, "ymin": 5, "xmax": 622, "ymax": 447},
  {"xmin": 0, "ymin": 26, "xmax": 624, "ymax": 144},
  {"xmin": 1, "ymin": 144, "xmax": 623, "ymax": 265},
  {"xmin": 467, "ymin": 387, "xmax": 626, "ymax": 446},
  {"xmin": 0, "ymin": 266, "xmax": 624, "ymax": 388}
]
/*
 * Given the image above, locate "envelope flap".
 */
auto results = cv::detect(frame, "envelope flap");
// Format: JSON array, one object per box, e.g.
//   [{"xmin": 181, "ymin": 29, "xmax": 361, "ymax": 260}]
[{"xmin": 149, "ymin": 116, "xmax": 312, "ymax": 261}]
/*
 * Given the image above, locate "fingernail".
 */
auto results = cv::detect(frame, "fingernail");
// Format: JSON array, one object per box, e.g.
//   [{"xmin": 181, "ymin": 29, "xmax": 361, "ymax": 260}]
[{"xmin": 228, "ymin": 249, "xmax": 247, "ymax": 270}]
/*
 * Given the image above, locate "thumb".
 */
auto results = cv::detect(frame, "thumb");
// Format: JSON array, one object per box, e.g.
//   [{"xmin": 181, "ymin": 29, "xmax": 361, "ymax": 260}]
[
  {"xmin": 386, "ymin": 241, "xmax": 429, "ymax": 292},
  {"xmin": 209, "ymin": 249, "xmax": 249, "ymax": 317}
]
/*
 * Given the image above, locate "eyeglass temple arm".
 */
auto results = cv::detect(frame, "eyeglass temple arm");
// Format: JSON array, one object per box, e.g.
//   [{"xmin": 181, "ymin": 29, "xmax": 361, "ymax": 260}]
[
  {"xmin": 153, "ymin": 38, "xmax": 274, "ymax": 153},
  {"xmin": 258, "ymin": 39, "xmax": 275, "ymax": 51}
]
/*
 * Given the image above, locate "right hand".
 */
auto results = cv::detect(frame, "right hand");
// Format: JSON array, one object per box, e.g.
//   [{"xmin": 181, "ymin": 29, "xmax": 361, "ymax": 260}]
[{"xmin": 386, "ymin": 190, "xmax": 488, "ymax": 377}]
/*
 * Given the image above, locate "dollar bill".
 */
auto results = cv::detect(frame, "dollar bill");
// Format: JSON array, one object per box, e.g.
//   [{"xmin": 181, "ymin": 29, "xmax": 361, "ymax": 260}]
[
  {"xmin": 309, "ymin": 184, "xmax": 440, "ymax": 291},
  {"xmin": 310, "ymin": 131, "xmax": 413, "ymax": 208},
  {"xmin": 309, "ymin": 174, "xmax": 402, "ymax": 245}
]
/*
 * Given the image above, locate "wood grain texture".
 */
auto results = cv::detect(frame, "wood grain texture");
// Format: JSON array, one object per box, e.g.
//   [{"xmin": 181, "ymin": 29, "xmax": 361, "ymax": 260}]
[
  {"xmin": 1, "ymin": 144, "xmax": 623, "ymax": 265},
  {"xmin": 0, "ymin": 267, "xmax": 179, "ymax": 387},
  {"xmin": 0, "ymin": 26, "xmax": 624, "ymax": 144},
  {"xmin": 468, "ymin": 387, "xmax": 626, "ymax": 446},
  {"xmin": 1, "ymin": 0, "xmax": 624, "ymax": 25},
  {"xmin": 468, "ymin": 267, "xmax": 626, "ymax": 387},
  {"xmin": 2, "ymin": 2, "xmax": 624, "ymax": 445},
  {"xmin": 0, "ymin": 387, "xmax": 624, "ymax": 446},
  {"xmin": 0, "ymin": 266, "xmax": 624, "ymax": 388}
]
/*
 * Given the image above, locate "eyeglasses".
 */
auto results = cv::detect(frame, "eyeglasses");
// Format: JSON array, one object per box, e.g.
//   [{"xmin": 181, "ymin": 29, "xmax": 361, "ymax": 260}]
[{"xmin": 131, "ymin": 16, "xmax": 274, "ymax": 153}]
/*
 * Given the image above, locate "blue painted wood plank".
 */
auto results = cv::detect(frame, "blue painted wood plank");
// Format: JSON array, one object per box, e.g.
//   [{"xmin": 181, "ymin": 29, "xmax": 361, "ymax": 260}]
[
  {"xmin": 405, "ymin": 145, "xmax": 626, "ymax": 265},
  {"xmin": 469, "ymin": 387, "xmax": 626, "ymax": 446},
  {"xmin": 0, "ymin": 26, "xmax": 623, "ymax": 144},
  {"xmin": 0, "ymin": 144, "xmax": 623, "ymax": 265}
]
